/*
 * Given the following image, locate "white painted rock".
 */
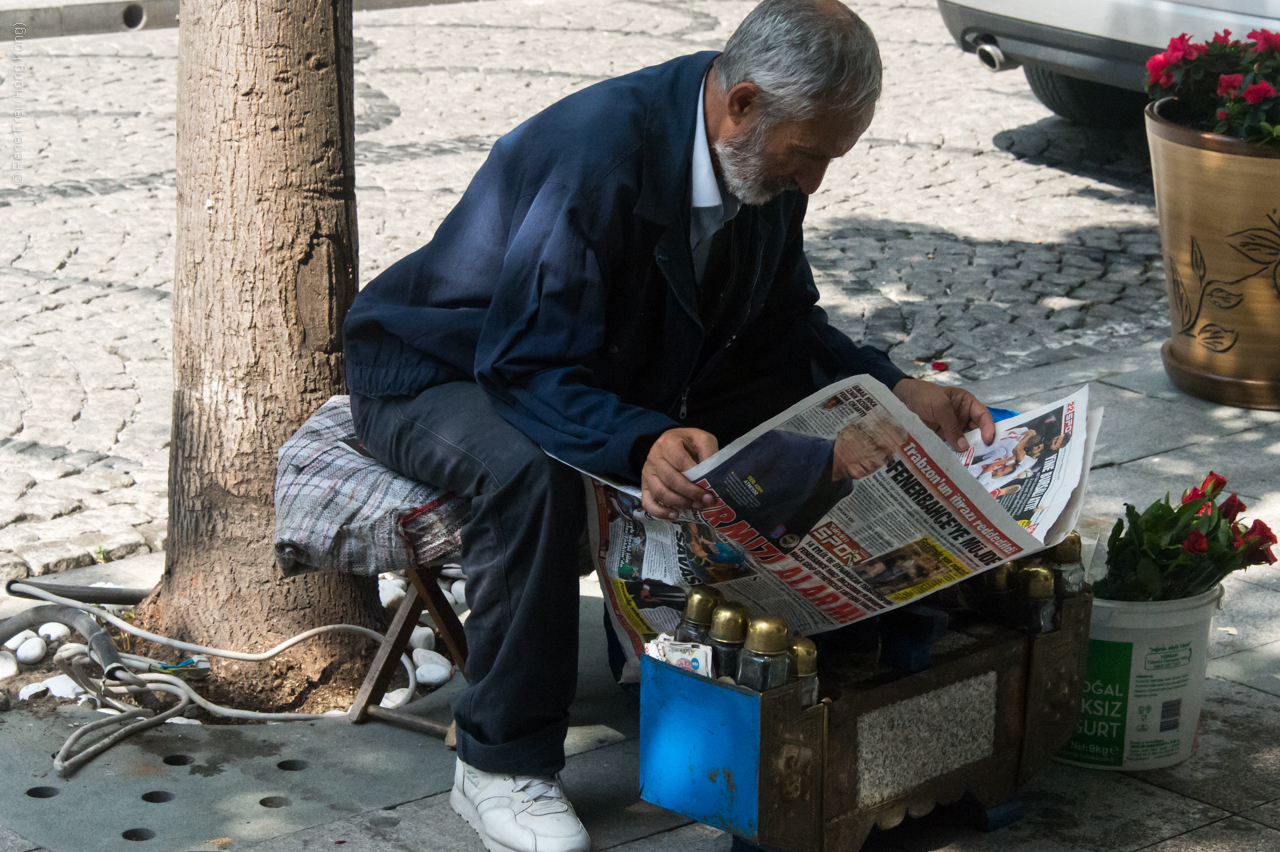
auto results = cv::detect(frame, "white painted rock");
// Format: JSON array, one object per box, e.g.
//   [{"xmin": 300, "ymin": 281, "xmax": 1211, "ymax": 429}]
[
  {"xmin": 42, "ymin": 674, "xmax": 84, "ymax": 699},
  {"xmin": 379, "ymin": 582, "xmax": 406, "ymax": 610},
  {"xmin": 412, "ymin": 649, "xmax": 453, "ymax": 687},
  {"xmin": 380, "ymin": 687, "xmax": 411, "ymax": 708},
  {"xmin": 16, "ymin": 636, "xmax": 47, "ymax": 665},
  {"xmin": 165, "ymin": 717, "xmax": 202, "ymax": 725},
  {"xmin": 18, "ymin": 682, "xmax": 48, "ymax": 701},
  {"xmin": 415, "ymin": 663, "xmax": 453, "ymax": 687},
  {"xmin": 409, "ymin": 626, "xmax": 436, "ymax": 651},
  {"xmin": 417, "ymin": 610, "xmax": 436, "ymax": 628},
  {"xmin": 441, "ymin": 589, "xmax": 457, "ymax": 606},
  {"xmin": 450, "ymin": 580, "xmax": 467, "ymax": 605},
  {"xmin": 0, "ymin": 651, "xmax": 17, "ymax": 681},
  {"xmin": 439, "ymin": 566, "xmax": 465, "ymax": 580},
  {"xmin": 4, "ymin": 630, "xmax": 36, "ymax": 651},
  {"xmin": 323, "ymin": 709, "xmax": 346, "ymax": 716},
  {"xmin": 38, "ymin": 623, "xmax": 71, "ymax": 644}
]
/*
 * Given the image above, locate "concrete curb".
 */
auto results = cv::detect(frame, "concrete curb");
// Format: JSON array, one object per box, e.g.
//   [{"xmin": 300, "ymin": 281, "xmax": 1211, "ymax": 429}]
[{"xmin": 2, "ymin": 0, "xmax": 478, "ymax": 41}]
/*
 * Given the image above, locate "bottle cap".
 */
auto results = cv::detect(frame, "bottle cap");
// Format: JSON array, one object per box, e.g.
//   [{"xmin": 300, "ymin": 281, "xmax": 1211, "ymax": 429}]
[
  {"xmin": 744, "ymin": 615, "xmax": 790, "ymax": 655},
  {"xmin": 709, "ymin": 602, "xmax": 750, "ymax": 643},
  {"xmin": 682, "ymin": 585, "xmax": 723, "ymax": 626},
  {"xmin": 788, "ymin": 637, "xmax": 818, "ymax": 677},
  {"xmin": 1022, "ymin": 564, "xmax": 1055, "ymax": 599},
  {"xmin": 1049, "ymin": 532, "xmax": 1082, "ymax": 564},
  {"xmin": 988, "ymin": 561, "xmax": 1018, "ymax": 593}
]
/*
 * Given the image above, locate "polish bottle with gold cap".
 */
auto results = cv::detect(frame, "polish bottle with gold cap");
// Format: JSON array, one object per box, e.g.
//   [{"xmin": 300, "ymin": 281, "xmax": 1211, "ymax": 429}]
[
  {"xmin": 674, "ymin": 585, "xmax": 722, "ymax": 644},
  {"xmin": 707, "ymin": 601, "xmax": 749, "ymax": 680},
  {"xmin": 736, "ymin": 615, "xmax": 790, "ymax": 692},
  {"xmin": 1020, "ymin": 560, "xmax": 1057, "ymax": 634},
  {"xmin": 787, "ymin": 636, "xmax": 819, "ymax": 708},
  {"xmin": 1048, "ymin": 531, "xmax": 1085, "ymax": 595}
]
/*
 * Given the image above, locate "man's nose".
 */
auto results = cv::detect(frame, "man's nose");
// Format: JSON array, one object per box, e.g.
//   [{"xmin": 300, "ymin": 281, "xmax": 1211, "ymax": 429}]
[{"xmin": 795, "ymin": 161, "xmax": 830, "ymax": 195}]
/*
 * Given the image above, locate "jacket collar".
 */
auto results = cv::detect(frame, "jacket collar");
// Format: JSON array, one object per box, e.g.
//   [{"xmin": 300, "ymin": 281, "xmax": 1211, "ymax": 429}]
[{"xmin": 634, "ymin": 51, "xmax": 720, "ymax": 227}]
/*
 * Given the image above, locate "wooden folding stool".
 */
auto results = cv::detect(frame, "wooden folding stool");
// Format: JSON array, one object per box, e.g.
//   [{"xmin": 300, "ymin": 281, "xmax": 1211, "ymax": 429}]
[{"xmin": 348, "ymin": 556, "xmax": 469, "ymax": 742}]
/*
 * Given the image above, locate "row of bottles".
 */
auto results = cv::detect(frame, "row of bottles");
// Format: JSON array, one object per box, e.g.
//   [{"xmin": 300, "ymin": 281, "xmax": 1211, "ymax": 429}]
[
  {"xmin": 673, "ymin": 585, "xmax": 818, "ymax": 705},
  {"xmin": 984, "ymin": 531, "xmax": 1085, "ymax": 635}
]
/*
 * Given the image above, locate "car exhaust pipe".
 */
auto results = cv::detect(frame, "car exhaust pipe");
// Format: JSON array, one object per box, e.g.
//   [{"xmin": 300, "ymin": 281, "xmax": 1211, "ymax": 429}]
[{"xmin": 976, "ymin": 41, "xmax": 1019, "ymax": 72}]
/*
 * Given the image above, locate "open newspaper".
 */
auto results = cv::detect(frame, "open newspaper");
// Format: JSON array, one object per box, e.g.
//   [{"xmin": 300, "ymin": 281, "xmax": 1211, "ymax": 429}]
[{"xmin": 583, "ymin": 377, "xmax": 1101, "ymax": 682}]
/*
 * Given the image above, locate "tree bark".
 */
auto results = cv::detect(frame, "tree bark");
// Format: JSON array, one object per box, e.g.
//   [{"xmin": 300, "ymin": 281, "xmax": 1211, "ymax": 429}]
[{"xmin": 142, "ymin": 0, "xmax": 382, "ymax": 711}]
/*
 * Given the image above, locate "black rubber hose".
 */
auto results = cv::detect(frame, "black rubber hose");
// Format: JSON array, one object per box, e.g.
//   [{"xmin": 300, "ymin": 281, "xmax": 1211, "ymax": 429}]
[
  {"xmin": 5, "ymin": 578, "xmax": 150, "ymax": 605},
  {"xmin": 0, "ymin": 604, "xmax": 131, "ymax": 681}
]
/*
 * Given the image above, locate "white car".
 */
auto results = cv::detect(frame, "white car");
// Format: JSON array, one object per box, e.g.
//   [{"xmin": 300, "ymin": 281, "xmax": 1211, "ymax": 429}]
[{"xmin": 937, "ymin": 0, "xmax": 1280, "ymax": 126}]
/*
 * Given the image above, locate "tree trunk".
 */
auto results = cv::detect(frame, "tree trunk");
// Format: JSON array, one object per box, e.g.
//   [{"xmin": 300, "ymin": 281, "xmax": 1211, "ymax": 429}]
[{"xmin": 140, "ymin": 0, "xmax": 382, "ymax": 712}]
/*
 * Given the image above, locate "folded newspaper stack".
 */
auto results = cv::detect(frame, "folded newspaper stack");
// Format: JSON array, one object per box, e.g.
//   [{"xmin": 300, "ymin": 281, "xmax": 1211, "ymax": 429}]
[{"xmin": 581, "ymin": 377, "xmax": 1101, "ymax": 682}]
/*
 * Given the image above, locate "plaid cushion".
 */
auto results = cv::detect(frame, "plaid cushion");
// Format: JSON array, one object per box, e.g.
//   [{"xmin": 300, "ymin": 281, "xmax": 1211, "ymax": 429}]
[{"xmin": 273, "ymin": 396, "xmax": 467, "ymax": 577}]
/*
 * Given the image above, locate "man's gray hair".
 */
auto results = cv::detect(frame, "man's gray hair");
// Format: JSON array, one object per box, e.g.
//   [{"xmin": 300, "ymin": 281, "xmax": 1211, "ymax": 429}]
[{"xmin": 716, "ymin": 0, "xmax": 882, "ymax": 122}]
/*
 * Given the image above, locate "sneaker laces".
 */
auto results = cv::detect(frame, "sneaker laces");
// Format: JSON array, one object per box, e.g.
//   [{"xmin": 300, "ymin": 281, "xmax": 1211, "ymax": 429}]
[{"xmin": 511, "ymin": 775, "xmax": 565, "ymax": 804}]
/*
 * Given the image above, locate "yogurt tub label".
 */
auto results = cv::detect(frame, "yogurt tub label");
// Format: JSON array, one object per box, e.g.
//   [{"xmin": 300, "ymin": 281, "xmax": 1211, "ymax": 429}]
[{"xmin": 1058, "ymin": 638, "xmax": 1131, "ymax": 767}]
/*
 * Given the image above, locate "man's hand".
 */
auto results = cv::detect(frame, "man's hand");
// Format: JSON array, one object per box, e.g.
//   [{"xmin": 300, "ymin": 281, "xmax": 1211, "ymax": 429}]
[
  {"xmin": 892, "ymin": 378, "xmax": 994, "ymax": 452},
  {"xmin": 641, "ymin": 428, "xmax": 719, "ymax": 520}
]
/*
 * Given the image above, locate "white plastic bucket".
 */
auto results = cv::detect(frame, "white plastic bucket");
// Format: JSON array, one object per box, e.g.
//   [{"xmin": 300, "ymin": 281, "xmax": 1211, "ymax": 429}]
[{"xmin": 1057, "ymin": 584, "xmax": 1223, "ymax": 770}]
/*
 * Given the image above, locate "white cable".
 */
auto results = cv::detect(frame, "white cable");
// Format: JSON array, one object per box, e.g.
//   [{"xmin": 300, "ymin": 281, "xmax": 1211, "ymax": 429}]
[{"xmin": 12, "ymin": 582, "xmax": 431, "ymax": 776}]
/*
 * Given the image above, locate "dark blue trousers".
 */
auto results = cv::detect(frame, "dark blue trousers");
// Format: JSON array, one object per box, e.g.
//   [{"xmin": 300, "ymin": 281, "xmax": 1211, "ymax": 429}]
[{"xmin": 352, "ymin": 383, "xmax": 587, "ymax": 777}]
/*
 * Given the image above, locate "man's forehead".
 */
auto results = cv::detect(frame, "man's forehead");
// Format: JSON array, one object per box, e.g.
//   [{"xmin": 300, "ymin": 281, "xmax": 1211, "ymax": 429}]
[{"xmin": 783, "ymin": 106, "xmax": 875, "ymax": 157}]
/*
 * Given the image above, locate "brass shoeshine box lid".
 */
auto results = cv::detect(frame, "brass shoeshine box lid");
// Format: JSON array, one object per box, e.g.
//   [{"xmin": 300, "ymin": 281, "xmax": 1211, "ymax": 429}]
[
  {"xmin": 787, "ymin": 636, "xmax": 817, "ymax": 676},
  {"xmin": 744, "ymin": 614, "xmax": 789, "ymax": 655},
  {"xmin": 709, "ymin": 601, "xmax": 750, "ymax": 643},
  {"xmin": 682, "ymin": 585, "xmax": 723, "ymax": 625}
]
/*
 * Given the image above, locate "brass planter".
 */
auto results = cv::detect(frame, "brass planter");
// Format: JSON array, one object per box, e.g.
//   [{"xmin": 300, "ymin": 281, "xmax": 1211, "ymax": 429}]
[{"xmin": 1146, "ymin": 99, "xmax": 1280, "ymax": 410}]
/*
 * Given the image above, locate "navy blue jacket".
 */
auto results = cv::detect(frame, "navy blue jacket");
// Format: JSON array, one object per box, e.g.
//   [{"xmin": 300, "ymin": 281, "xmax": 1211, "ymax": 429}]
[{"xmin": 343, "ymin": 52, "xmax": 906, "ymax": 483}]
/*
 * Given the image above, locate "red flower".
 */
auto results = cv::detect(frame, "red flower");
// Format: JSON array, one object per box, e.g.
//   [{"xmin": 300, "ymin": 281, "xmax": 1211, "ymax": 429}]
[
  {"xmin": 930, "ymin": 362, "xmax": 948, "ymax": 372},
  {"xmin": 1166, "ymin": 33, "xmax": 1201, "ymax": 62},
  {"xmin": 1146, "ymin": 52, "xmax": 1177, "ymax": 87},
  {"xmin": 1182, "ymin": 486, "xmax": 1207, "ymax": 504},
  {"xmin": 1212, "ymin": 30, "xmax": 1233, "ymax": 45},
  {"xmin": 1247, "ymin": 519, "xmax": 1278, "ymax": 546},
  {"xmin": 1248, "ymin": 29, "xmax": 1280, "ymax": 52},
  {"xmin": 1200, "ymin": 471, "xmax": 1227, "ymax": 498},
  {"xmin": 1243, "ymin": 82, "xmax": 1278, "ymax": 104},
  {"xmin": 1220, "ymin": 493, "xmax": 1247, "ymax": 522},
  {"xmin": 1217, "ymin": 110, "xmax": 1228, "ymax": 120},
  {"xmin": 1218, "ymin": 74, "xmax": 1244, "ymax": 97},
  {"xmin": 1182, "ymin": 529, "xmax": 1209, "ymax": 555}
]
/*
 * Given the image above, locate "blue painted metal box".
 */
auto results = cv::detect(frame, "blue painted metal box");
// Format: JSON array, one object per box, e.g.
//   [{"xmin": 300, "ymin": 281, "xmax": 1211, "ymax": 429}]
[{"xmin": 638, "ymin": 655, "xmax": 827, "ymax": 852}]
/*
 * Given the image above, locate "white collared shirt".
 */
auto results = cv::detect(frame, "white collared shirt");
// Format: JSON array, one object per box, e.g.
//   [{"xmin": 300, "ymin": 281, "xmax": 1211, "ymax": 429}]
[{"xmin": 690, "ymin": 74, "xmax": 740, "ymax": 285}]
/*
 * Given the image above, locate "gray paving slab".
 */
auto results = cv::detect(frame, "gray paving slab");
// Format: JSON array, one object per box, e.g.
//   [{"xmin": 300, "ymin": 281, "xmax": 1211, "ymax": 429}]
[
  {"xmin": 1241, "ymin": 798, "xmax": 1280, "ymax": 832},
  {"xmin": 0, "ymin": 825, "xmax": 40, "ymax": 852},
  {"xmin": 1207, "ymin": 641, "xmax": 1280, "ymax": 699},
  {"xmin": 1124, "ymin": 678, "xmax": 1280, "ymax": 814},
  {"xmin": 863, "ymin": 761, "xmax": 1227, "ymax": 852},
  {"xmin": 1140, "ymin": 816, "xmax": 1280, "ymax": 852},
  {"xmin": 238, "ymin": 739, "xmax": 693, "ymax": 852},
  {"xmin": 1208, "ymin": 576, "xmax": 1280, "ymax": 660},
  {"xmin": 608, "ymin": 822, "xmax": 732, "ymax": 852}
]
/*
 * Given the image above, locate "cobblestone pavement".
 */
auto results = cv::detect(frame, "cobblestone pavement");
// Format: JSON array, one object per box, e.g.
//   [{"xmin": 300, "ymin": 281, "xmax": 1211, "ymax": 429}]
[{"xmin": 0, "ymin": 0, "xmax": 1168, "ymax": 574}]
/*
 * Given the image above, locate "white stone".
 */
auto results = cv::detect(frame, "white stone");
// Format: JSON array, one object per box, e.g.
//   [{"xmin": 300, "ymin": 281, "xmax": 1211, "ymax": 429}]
[
  {"xmin": 18, "ymin": 682, "xmax": 48, "ymax": 700},
  {"xmin": 415, "ymin": 663, "xmax": 453, "ymax": 687},
  {"xmin": 412, "ymin": 648, "xmax": 449, "ymax": 669},
  {"xmin": 379, "ymin": 582, "xmax": 406, "ymax": 610},
  {"xmin": 42, "ymin": 673, "xmax": 84, "ymax": 698},
  {"xmin": 417, "ymin": 610, "xmax": 436, "ymax": 628},
  {"xmin": 439, "ymin": 566, "xmax": 465, "ymax": 580},
  {"xmin": 441, "ymin": 589, "xmax": 457, "ymax": 606},
  {"xmin": 451, "ymin": 579, "xmax": 467, "ymax": 605},
  {"xmin": 409, "ymin": 625, "xmax": 435, "ymax": 651},
  {"xmin": 165, "ymin": 717, "xmax": 202, "ymax": 725},
  {"xmin": 0, "ymin": 651, "xmax": 17, "ymax": 681},
  {"xmin": 323, "ymin": 709, "xmax": 346, "ymax": 716},
  {"xmin": 38, "ymin": 622, "xmax": 71, "ymax": 643},
  {"xmin": 16, "ymin": 636, "xmax": 47, "ymax": 665},
  {"xmin": 3, "ymin": 630, "xmax": 36, "ymax": 651},
  {"xmin": 380, "ymin": 687, "xmax": 411, "ymax": 708}
]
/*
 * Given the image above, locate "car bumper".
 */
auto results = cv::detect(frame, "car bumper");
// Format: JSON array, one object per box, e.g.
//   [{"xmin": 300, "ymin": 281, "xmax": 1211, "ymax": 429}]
[{"xmin": 936, "ymin": 0, "xmax": 1158, "ymax": 91}]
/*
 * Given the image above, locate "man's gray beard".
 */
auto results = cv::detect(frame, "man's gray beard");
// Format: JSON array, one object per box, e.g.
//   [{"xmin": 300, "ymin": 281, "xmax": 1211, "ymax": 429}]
[{"xmin": 713, "ymin": 116, "xmax": 796, "ymax": 206}]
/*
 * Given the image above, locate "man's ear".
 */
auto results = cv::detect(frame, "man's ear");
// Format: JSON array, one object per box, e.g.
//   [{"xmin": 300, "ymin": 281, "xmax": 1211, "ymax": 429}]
[{"xmin": 725, "ymin": 81, "xmax": 762, "ymax": 125}]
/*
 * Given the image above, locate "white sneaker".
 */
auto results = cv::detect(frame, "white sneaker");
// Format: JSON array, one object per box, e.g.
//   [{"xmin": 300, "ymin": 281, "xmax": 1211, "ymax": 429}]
[{"xmin": 450, "ymin": 758, "xmax": 591, "ymax": 852}]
